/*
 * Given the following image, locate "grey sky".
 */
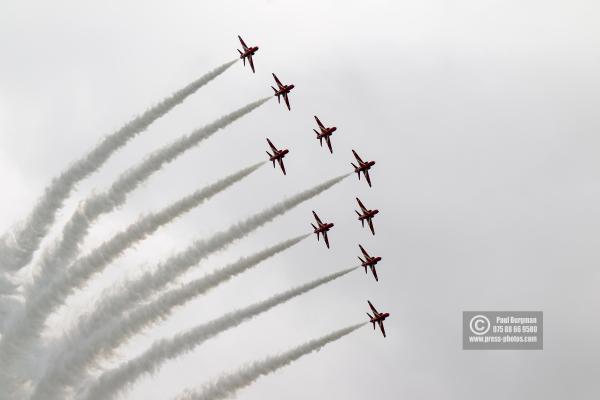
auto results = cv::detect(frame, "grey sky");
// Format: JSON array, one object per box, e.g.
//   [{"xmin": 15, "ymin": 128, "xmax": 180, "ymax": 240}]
[{"xmin": 1, "ymin": 0, "xmax": 599, "ymax": 399}]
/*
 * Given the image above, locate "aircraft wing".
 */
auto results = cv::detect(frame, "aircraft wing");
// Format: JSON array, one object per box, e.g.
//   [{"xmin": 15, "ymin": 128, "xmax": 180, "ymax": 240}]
[
  {"xmin": 325, "ymin": 136, "xmax": 333, "ymax": 153},
  {"xmin": 379, "ymin": 321, "xmax": 386, "ymax": 337},
  {"xmin": 352, "ymin": 149, "xmax": 364, "ymax": 163},
  {"xmin": 278, "ymin": 158, "xmax": 286, "ymax": 175},
  {"xmin": 364, "ymin": 170, "xmax": 372, "ymax": 187},
  {"xmin": 238, "ymin": 35, "xmax": 249, "ymax": 50},
  {"xmin": 371, "ymin": 266, "xmax": 379, "ymax": 282},
  {"xmin": 314, "ymin": 115, "xmax": 325, "ymax": 130},
  {"xmin": 266, "ymin": 138, "xmax": 278, "ymax": 152},
  {"xmin": 283, "ymin": 93, "xmax": 291, "ymax": 110},
  {"xmin": 323, "ymin": 231, "xmax": 330, "ymax": 248},
  {"xmin": 356, "ymin": 197, "xmax": 367, "ymax": 212},
  {"xmin": 272, "ymin": 73, "xmax": 283, "ymax": 88},
  {"xmin": 368, "ymin": 300, "xmax": 379, "ymax": 315},
  {"xmin": 359, "ymin": 244, "xmax": 370, "ymax": 258},
  {"xmin": 368, "ymin": 218, "xmax": 375, "ymax": 235},
  {"xmin": 312, "ymin": 211, "xmax": 323, "ymax": 224},
  {"xmin": 248, "ymin": 55, "xmax": 255, "ymax": 73}
]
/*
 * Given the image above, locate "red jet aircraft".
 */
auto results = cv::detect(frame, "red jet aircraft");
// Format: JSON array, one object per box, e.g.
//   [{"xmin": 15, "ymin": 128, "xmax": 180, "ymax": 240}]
[
  {"xmin": 311, "ymin": 211, "xmax": 334, "ymax": 248},
  {"xmin": 271, "ymin": 73, "xmax": 295, "ymax": 110},
  {"xmin": 313, "ymin": 115, "xmax": 338, "ymax": 153},
  {"xmin": 351, "ymin": 150, "xmax": 376, "ymax": 187},
  {"xmin": 237, "ymin": 35, "xmax": 259, "ymax": 73},
  {"xmin": 367, "ymin": 300, "xmax": 390, "ymax": 338},
  {"xmin": 358, "ymin": 244, "xmax": 382, "ymax": 282},
  {"xmin": 266, "ymin": 138, "xmax": 289, "ymax": 175},
  {"xmin": 355, "ymin": 197, "xmax": 379, "ymax": 235}
]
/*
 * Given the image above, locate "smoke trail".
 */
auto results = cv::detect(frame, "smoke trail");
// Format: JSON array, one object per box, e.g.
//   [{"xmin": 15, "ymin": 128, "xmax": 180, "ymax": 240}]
[
  {"xmin": 0, "ymin": 163, "xmax": 263, "ymax": 391},
  {"xmin": 176, "ymin": 323, "xmax": 366, "ymax": 400},
  {"xmin": 78, "ymin": 234, "xmax": 309, "ymax": 350},
  {"xmin": 0, "ymin": 296, "xmax": 19, "ymax": 335},
  {"xmin": 79, "ymin": 267, "xmax": 358, "ymax": 400},
  {"xmin": 0, "ymin": 273, "xmax": 18, "ymax": 345},
  {"xmin": 0, "ymin": 60, "xmax": 238, "ymax": 273},
  {"xmin": 76, "ymin": 174, "xmax": 349, "ymax": 342},
  {"xmin": 0, "ymin": 274, "xmax": 16, "ymax": 296},
  {"xmin": 31, "ymin": 161, "xmax": 264, "ymax": 323},
  {"xmin": 29, "ymin": 96, "xmax": 271, "ymax": 296},
  {"xmin": 31, "ymin": 235, "xmax": 309, "ymax": 400}
]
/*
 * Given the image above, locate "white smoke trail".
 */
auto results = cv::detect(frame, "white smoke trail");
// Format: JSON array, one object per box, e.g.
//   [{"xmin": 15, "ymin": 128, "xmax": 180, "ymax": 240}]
[
  {"xmin": 79, "ymin": 267, "xmax": 358, "ymax": 400},
  {"xmin": 31, "ymin": 161, "xmax": 264, "ymax": 324},
  {"xmin": 0, "ymin": 60, "xmax": 238, "ymax": 273},
  {"xmin": 175, "ymin": 323, "xmax": 366, "ymax": 400},
  {"xmin": 0, "ymin": 163, "xmax": 263, "ymax": 394},
  {"xmin": 0, "ymin": 274, "xmax": 16, "ymax": 297},
  {"xmin": 79, "ymin": 234, "xmax": 309, "ymax": 350},
  {"xmin": 75, "ymin": 174, "xmax": 349, "ymax": 342},
  {"xmin": 31, "ymin": 235, "xmax": 309, "ymax": 400},
  {"xmin": 29, "ymin": 96, "xmax": 271, "ymax": 296},
  {"xmin": 0, "ymin": 296, "xmax": 19, "ymax": 335},
  {"xmin": 0, "ymin": 271, "xmax": 18, "ymax": 331}
]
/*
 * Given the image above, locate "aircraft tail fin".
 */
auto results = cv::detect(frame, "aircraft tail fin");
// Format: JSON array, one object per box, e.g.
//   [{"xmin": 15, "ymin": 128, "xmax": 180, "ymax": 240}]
[
  {"xmin": 266, "ymin": 151, "xmax": 275, "ymax": 168},
  {"xmin": 358, "ymin": 257, "xmax": 367, "ymax": 273},
  {"xmin": 351, "ymin": 163, "xmax": 360, "ymax": 179},
  {"xmin": 356, "ymin": 211, "xmax": 365, "ymax": 226},
  {"xmin": 266, "ymin": 151, "xmax": 275, "ymax": 167},
  {"xmin": 313, "ymin": 130, "xmax": 323, "ymax": 147},
  {"xmin": 367, "ymin": 313, "xmax": 375, "ymax": 329},
  {"xmin": 271, "ymin": 86, "xmax": 281, "ymax": 102}
]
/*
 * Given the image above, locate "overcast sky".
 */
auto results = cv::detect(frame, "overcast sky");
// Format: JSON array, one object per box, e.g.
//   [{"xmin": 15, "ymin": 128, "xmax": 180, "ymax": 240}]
[{"xmin": 1, "ymin": 1, "xmax": 599, "ymax": 399}]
